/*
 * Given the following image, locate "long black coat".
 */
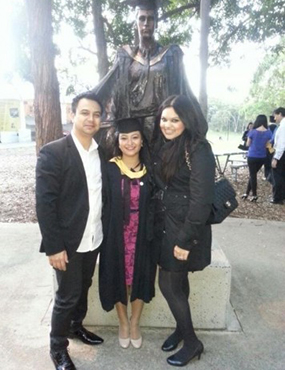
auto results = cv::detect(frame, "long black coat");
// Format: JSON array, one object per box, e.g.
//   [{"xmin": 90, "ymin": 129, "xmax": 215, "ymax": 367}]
[
  {"xmin": 36, "ymin": 134, "xmax": 108, "ymax": 258},
  {"xmin": 152, "ymin": 141, "xmax": 215, "ymax": 272},
  {"xmin": 99, "ymin": 163, "xmax": 156, "ymax": 312}
]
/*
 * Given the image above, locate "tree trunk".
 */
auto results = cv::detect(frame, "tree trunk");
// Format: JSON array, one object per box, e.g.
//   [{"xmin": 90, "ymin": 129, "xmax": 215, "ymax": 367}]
[
  {"xmin": 92, "ymin": 0, "xmax": 109, "ymax": 79},
  {"xmin": 26, "ymin": 0, "xmax": 62, "ymax": 154},
  {"xmin": 199, "ymin": 0, "xmax": 211, "ymax": 119}
]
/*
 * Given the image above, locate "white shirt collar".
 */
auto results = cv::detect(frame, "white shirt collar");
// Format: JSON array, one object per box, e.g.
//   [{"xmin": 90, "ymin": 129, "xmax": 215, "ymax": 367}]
[{"xmin": 71, "ymin": 130, "xmax": 98, "ymax": 153}]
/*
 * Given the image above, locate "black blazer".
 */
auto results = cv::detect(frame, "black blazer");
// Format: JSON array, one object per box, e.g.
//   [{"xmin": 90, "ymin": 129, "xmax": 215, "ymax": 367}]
[{"xmin": 36, "ymin": 134, "xmax": 108, "ymax": 258}]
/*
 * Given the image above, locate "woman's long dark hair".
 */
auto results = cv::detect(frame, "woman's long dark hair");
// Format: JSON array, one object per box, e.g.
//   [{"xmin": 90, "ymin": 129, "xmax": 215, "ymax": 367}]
[
  {"xmin": 253, "ymin": 115, "xmax": 268, "ymax": 129},
  {"xmin": 152, "ymin": 95, "xmax": 206, "ymax": 183}
]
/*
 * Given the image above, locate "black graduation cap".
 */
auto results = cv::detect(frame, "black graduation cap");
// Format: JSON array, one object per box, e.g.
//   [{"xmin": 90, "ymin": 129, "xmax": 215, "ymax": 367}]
[{"xmin": 115, "ymin": 117, "xmax": 143, "ymax": 134}]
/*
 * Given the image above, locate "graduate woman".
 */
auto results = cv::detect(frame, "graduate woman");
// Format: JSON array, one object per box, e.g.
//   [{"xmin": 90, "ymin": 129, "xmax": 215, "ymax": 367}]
[{"xmin": 99, "ymin": 118, "xmax": 156, "ymax": 349}]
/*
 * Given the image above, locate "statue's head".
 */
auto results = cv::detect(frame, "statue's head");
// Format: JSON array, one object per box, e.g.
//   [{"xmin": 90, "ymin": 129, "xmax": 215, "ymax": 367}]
[{"xmin": 135, "ymin": 0, "xmax": 158, "ymax": 41}]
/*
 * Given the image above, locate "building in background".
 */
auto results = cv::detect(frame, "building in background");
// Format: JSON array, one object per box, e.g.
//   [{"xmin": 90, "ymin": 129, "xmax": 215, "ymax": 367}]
[{"xmin": 0, "ymin": 82, "xmax": 73, "ymax": 143}]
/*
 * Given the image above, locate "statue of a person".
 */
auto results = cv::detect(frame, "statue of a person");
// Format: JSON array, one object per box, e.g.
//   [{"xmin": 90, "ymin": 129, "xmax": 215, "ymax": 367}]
[{"xmin": 93, "ymin": 0, "xmax": 208, "ymax": 141}]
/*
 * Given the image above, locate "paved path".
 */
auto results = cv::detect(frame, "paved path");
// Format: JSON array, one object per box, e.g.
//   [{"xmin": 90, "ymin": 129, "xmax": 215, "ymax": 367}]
[{"xmin": 0, "ymin": 218, "xmax": 284, "ymax": 369}]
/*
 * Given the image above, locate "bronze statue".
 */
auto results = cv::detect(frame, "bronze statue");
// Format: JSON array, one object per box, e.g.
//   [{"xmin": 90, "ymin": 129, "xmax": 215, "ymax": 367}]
[{"xmin": 93, "ymin": 0, "xmax": 208, "ymax": 141}]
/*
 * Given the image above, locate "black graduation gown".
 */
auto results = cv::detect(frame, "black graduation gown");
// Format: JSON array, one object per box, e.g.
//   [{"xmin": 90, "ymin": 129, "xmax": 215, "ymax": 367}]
[{"xmin": 99, "ymin": 162, "xmax": 156, "ymax": 312}]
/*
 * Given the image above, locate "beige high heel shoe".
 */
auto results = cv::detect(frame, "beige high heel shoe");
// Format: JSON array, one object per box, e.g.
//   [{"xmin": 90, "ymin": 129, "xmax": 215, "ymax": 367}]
[
  {"xmin": 130, "ymin": 322, "xmax": 142, "ymax": 348},
  {"xmin": 130, "ymin": 336, "xmax": 142, "ymax": 349},
  {"xmin": 118, "ymin": 323, "xmax": 130, "ymax": 348},
  {"xmin": 119, "ymin": 336, "xmax": 130, "ymax": 349}
]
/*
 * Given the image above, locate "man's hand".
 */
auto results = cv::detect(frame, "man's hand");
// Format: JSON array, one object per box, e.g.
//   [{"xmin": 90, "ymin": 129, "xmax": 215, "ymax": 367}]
[
  {"xmin": 272, "ymin": 158, "xmax": 278, "ymax": 169},
  {"xmin": 48, "ymin": 251, "xmax": 69, "ymax": 271},
  {"xmin": 174, "ymin": 246, "xmax": 190, "ymax": 261}
]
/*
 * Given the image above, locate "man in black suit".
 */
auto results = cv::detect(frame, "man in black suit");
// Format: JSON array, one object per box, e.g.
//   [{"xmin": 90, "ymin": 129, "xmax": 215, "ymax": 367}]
[{"xmin": 36, "ymin": 91, "xmax": 107, "ymax": 370}]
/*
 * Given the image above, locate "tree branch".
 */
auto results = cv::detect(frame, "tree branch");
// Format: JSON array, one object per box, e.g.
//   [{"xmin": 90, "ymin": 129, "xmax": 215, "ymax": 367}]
[
  {"xmin": 159, "ymin": 2, "xmax": 199, "ymax": 22},
  {"xmin": 77, "ymin": 46, "xmax": 97, "ymax": 56},
  {"xmin": 218, "ymin": 16, "xmax": 251, "ymax": 52},
  {"xmin": 102, "ymin": 16, "xmax": 122, "ymax": 46}
]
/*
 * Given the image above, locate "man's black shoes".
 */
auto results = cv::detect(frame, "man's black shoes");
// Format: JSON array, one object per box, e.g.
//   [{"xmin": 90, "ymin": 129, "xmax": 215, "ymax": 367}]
[
  {"xmin": 50, "ymin": 349, "xmax": 76, "ymax": 370},
  {"xmin": 69, "ymin": 326, "xmax": 104, "ymax": 345},
  {"xmin": 270, "ymin": 199, "xmax": 284, "ymax": 205}
]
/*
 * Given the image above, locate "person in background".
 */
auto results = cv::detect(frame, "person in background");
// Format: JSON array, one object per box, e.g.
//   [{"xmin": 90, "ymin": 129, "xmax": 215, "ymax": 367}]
[
  {"xmin": 271, "ymin": 107, "xmax": 285, "ymax": 204},
  {"xmin": 151, "ymin": 95, "xmax": 215, "ymax": 367},
  {"xmin": 264, "ymin": 115, "xmax": 277, "ymax": 183},
  {"xmin": 36, "ymin": 91, "xmax": 107, "ymax": 370},
  {"xmin": 241, "ymin": 115, "xmax": 272, "ymax": 202},
  {"xmin": 238, "ymin": 122, "xmax": 253, "ymax": 150},
  {"xmin": 99, "ymin": 118, "xmax": 156, "ymax": 349}
]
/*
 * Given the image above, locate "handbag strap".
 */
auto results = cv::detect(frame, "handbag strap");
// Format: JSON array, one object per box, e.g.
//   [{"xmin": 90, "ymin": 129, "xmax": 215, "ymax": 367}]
[{"xmin": 185, "ymin": 145, "xmax": 192, "ymax": 171}]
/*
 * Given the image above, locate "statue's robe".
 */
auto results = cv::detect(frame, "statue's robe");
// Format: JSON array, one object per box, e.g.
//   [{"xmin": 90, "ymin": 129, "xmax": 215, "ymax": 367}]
[{"xmin": 93, "ymin": 44, "xmax": 208, "ymax": 140}]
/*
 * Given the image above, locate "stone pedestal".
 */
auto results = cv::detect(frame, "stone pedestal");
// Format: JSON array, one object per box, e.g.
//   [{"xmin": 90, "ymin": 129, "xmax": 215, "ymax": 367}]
[{"xmin": 84, "ymin": 242, "xmax": 231, "ymax": 330}]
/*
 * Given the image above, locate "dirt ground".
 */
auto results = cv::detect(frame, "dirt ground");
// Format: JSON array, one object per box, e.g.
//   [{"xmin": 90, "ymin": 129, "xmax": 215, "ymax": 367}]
[{"xmin": 0, "ymin": 144, "xmax": 284, "ymax": 223}]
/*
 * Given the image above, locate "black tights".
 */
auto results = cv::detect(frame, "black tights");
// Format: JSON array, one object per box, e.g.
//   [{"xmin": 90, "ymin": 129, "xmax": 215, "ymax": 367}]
[
  {"xmin": 159, "ymin": 269, "xmax": 198, "ymax": 351},
  {"xmin": 246, "ymin": 157, "xmax": 265, "ymax": 196}
]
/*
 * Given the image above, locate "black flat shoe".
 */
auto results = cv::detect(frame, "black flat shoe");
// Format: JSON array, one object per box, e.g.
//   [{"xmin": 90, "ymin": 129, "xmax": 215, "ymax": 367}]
[
  {"xmin": 69, "ymin": 327, "xmax": 104, "ymax": 345},
  {"xmin": 241, "ymin": 194, "xmax": 248, "ymax": 200},
  {"xmin": 249, "ymin": 196, "xmax": 258, "ymax": 202},
  {"xmin": 167, "ymin": 341, "xmax": 204, "ymax": 367},
  {"xmin": 50, "ymin": 349, "xmax": 76, "ymax": 370}
]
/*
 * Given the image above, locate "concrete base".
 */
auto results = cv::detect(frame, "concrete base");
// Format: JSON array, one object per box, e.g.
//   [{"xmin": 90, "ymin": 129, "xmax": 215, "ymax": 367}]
[{"xmin": 84, "ymin": 242, "xmax": 231, "ymax": 330}]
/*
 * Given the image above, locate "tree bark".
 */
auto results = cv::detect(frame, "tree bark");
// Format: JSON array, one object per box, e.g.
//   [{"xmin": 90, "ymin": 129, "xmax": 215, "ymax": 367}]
[
  {"xmin": 199, "ymin": 0, "xmax": 211, "ymax": 119},
  {"xmin": 92, "ymin": 0, "xmax": 109, "ymax": 79},
  {"xmin": 26, "ymin": 0, "xmax": 62, "ymax": 154}
]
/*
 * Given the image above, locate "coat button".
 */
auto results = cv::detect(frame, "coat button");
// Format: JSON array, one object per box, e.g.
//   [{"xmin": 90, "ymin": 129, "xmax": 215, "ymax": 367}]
[{"xmin": 193, "ymin": 239, "xmax": 198, "ymax": 245}]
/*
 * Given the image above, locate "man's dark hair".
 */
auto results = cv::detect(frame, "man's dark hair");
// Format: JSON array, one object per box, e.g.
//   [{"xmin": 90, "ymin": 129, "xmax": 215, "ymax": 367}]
[
  {"xmin": 71, "ymin": 91, "xmax": 103, "ymax": 114},
  {"xmin": 274, "ymin": 107, "xmax": 285, "ymax": 117}
]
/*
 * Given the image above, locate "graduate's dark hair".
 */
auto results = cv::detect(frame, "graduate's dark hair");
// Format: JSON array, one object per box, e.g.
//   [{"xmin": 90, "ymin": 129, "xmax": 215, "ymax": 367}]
[
  {"xmin": 105, "ymin": 125, "xmax": 151, "ymax": 170},
  {"xmin": 152, "ymin": 95, "xmax": 206, "ymax": 183}
]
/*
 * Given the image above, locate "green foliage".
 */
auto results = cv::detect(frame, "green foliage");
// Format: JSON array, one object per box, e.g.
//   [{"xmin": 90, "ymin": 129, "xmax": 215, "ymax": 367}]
[
  {"xmin": 53, "ymin": 0, "xmax": 91, "ymax": 38},
  {"xmin": 210, "ymin": 0, "xmax": 285, "ymax": 65},
  {"xmin": 208, "ymin": 98, "xmax": 246, "ymax": 133},
  {"xmin": 243, "ymin": 39, "xmax": 285, "ymax": 120}
]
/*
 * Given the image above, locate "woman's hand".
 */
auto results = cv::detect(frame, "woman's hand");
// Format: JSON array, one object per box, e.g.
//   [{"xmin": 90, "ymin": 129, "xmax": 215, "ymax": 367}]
[{"xmin": 174, "ymin": 246, "xmax": 190, "ymax": 261}]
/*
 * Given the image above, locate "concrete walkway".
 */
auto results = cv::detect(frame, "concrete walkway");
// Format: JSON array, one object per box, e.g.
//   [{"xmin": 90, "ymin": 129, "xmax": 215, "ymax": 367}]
[{"xmin": 0, "ymin": 218, "xmax": 284, "ymax": 370}]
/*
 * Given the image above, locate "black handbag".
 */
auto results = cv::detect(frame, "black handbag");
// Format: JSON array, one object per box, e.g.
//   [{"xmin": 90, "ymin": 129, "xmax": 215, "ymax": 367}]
[
  {"xmin": 185, "ymin": 148, "xmax": 238, "ymax": 225},
  {"xmin": 207, "ymin": 176, "xmax": 238, "ymax": 224}
]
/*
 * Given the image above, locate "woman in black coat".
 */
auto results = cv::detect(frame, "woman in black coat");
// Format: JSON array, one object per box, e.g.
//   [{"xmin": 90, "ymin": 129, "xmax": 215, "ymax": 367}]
[
  {"xmin": 99, "ymin": 118, "xmax": 156, "ymax": 349},
  {"xmin": 151, "ymin": 95, "xmax": 215, "ymax": 367}
]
